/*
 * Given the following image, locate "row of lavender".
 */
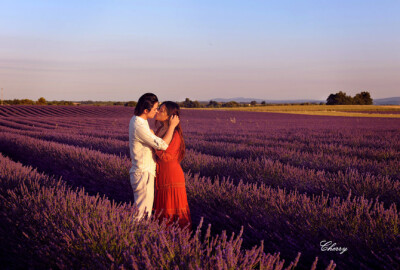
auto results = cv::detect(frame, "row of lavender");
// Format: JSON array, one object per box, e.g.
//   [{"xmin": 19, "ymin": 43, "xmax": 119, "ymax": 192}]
[
  {"xmin": 2, "ymin": 115, "xmax": 399, "ymax": 160},
  {"xmin": 0, "ymin": 132, "xmax": 397, "ymax": 269},
  {"xmin": 1, "ymin": 112, "xmax": 399, "ymax": 212},
  {"xmin": 0, "ymin": 137, "xmax": 399, "ymax": 266},
  {"xmin": 1, "ymin": 124, "xmax": 399, "ymax": 211},
  {"xmin": 2, "ymin": 105, "xmax": 400, "ymax": 118},
  {"xmin": 0, "ymin": 114, "xmax": 399, "ymax": 208},
  {"xmin": 1, "ymin": 114, "xmax": 399, "ymax": 166},
  {"xmin": 2, "ymin": 115, "xmax": 398, "ymax": 167},
  {"xmin": 0, "ymin": 105, "xmax": 134, "ymax": 117},
  {"xmin": 1, "ymin": 112, "xmax": 398, "ymax": 157},
  {"xmin": 2, "ymin": 111, "xmax": 398, "ymax": 158},
  {"xmin": 1, "ymin": 153, "xmax": 311, "ymax": 269}
]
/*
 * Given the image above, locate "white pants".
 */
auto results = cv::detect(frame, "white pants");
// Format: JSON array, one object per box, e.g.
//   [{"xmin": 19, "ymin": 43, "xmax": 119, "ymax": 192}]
[{"xmin": 130, "ymin": 171, "xmax": 155, "ymax": 220}]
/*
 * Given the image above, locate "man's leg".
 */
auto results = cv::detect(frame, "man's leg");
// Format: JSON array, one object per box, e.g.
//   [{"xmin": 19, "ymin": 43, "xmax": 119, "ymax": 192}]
[
  {"xmin": 145, "ymin": 173, "xmax": 155, "ymax": 217},
  {"xmin": 130, "ymin": 171, "xmax": 154, "ymax": 219}
]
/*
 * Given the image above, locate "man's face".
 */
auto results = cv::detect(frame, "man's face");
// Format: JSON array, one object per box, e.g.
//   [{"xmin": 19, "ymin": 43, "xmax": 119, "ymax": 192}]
[
  {"xmin": 146, "ymin": 102, "xmax": 159, "ymax": 119},
  {"xmin": 155, "ymin": 104, "xmax": 168, "ymax": 121}
]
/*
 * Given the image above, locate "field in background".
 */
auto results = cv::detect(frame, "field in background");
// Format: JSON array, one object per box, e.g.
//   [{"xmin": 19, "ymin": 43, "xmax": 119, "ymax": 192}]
[
  {"xmin": 0, "ymin": 105, "xmax": 399, "ymax": 269},
  {"xmin": 195, "ymin": 105, "xmax": 400, "ymax": 118}
]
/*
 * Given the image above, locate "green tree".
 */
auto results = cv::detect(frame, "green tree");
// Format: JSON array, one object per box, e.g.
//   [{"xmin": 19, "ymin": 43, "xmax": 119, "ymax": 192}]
[
  {"xmin": 327, "ymin": 91, "xmax": 373, "ymax": 105},
  {"xmin": 337, "ymin": 91, "xmax": 353, "ymax": 105},
  {"xmin": 207, "ymin": 100, "xmax": 221, "ymax": 108},
  {"xmin": 250, "ymin": 101, "xmax": 257, "ymax": 106},
  {"xmin": 182, "ymin": 98, "xmax": 202, "ymax": 108},
  {"xmin": 326, "ymin": 93, "xmax": 337, "ymax": 105},
  {"xmin": 353, "ymin": 91, "xmax": 373, "ymax": 105},
  {"xmin": 20, "ymin": 99, "xmax": 35, "ymax": 105},
  {"xmin": 192, "ymin": 100, "xmax": 201, "ymax": 108},
  {"xmin": 327, "ymin": 91, "xmax": 353, "ymax": 105},
  {"xmin": 36, "ymin": 97, "xmax": 47, "ymax": 105}
]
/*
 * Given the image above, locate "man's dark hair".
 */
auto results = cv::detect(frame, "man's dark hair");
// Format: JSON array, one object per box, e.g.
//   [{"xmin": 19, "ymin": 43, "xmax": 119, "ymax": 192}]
[{"xmin": 134, "ymin": 93, "xmax": 158, "ymax": 116}]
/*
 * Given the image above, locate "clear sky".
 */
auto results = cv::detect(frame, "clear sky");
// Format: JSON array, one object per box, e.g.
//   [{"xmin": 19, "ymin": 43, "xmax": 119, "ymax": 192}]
[{"xmin": 1, "ymin": 0, "xmax": 399, "ymax": 101}]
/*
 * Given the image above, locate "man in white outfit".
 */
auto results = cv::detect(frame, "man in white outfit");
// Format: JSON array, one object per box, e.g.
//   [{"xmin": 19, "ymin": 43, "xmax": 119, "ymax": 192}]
[{"xmin": 129, "ymin": 93, "xmax": 180, "ymax": 220}]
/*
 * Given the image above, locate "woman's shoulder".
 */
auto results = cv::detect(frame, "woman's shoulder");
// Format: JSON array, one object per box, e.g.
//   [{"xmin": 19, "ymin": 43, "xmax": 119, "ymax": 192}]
[{"xmin": 172, "ymin": 129, "xmax": 183, "ymax": 141}]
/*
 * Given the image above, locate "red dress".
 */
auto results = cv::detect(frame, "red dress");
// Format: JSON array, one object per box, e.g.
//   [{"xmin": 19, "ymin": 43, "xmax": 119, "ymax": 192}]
[{"xmin": 154, "ymin": 130, "xmax": 192, "ymax": 230}]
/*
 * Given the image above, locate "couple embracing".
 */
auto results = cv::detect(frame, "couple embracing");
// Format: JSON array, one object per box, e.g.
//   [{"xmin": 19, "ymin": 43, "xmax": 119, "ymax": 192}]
[{"xmin": 128, "ymin": 93, "xmax": 192, "ymax": 230}]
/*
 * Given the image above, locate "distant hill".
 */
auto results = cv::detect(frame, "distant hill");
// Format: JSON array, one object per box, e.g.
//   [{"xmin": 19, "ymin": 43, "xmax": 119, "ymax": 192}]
[
  {"xmin": 209, "ymin": 97, "xmax": 324, "ymax": 104},
  {"xmin": 373, "ymin": 97, "xmax": 400, "ymax": 105}
]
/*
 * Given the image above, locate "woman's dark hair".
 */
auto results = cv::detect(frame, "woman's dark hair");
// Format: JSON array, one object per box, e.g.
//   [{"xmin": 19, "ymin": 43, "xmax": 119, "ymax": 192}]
[
  {"xmin": 156, "ymin": 101, "xmax": 185, "ymax": 162},
  {"xmin": 134, "ymin": 93, "xmax": 158, "ymax": 116}
]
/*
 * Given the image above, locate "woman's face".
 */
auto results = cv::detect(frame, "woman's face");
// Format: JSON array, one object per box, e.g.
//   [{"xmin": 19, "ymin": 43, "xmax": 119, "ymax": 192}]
[{"xmin": 155, "ymin": 104, "xmax": 169, "ymax": 121}]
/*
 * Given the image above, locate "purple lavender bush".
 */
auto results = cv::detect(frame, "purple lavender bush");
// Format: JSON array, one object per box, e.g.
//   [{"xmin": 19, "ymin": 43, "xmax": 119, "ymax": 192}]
[{"xmin": 0, "ymin": 154, "xmax": 329, "ymax": 269}]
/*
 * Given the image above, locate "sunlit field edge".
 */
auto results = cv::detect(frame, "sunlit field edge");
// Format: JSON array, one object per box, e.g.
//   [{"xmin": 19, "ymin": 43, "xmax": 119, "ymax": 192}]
[{"xmin": 185, "ymin": 105, "xmax": 400, "ymax": 118}]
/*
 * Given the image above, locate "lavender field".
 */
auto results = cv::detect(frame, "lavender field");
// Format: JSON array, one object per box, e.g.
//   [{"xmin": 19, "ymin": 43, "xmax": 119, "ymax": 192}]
[{"xmin": 0, "ymin": 105, "xmax": 399, "ymax": 269}]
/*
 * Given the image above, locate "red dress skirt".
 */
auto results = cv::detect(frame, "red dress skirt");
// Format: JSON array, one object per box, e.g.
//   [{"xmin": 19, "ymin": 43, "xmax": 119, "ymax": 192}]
[{"xmin": 154, "ymin": 130, "xmax": 192, "ymax": 230}]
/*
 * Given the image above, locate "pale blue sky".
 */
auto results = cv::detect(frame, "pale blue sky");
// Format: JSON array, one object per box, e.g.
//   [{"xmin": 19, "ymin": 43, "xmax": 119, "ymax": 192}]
[{"xmin": 1, "ymin": 0, "xmax": 399, "ymax": 101}]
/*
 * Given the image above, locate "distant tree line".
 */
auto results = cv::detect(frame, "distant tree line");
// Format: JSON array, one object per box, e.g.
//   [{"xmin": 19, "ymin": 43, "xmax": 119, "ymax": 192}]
[
  {"xmin": 177, "ymin": 98, "xmax": 248, "ymax": 108},
  {"xmin": 326, "ymin": 91, "xmax": 373, "ymax": 105},
  {"xmin": 124, "ymin": 101, "xmax": 137, "ymax": 107},
  {"xmin": 4, "ymin": 97, "xmax": 74, "ymax": 106},
  {"xmin": 79, "ymin": 100, "xmax": 135, "ymax": 106},
  {"xmin": 3, "ymin": 98, "xmax": 137, "ymax": 106},
  {"xmin": 176, "ymin": 98, "xmax": 324, "ymax": 108}
]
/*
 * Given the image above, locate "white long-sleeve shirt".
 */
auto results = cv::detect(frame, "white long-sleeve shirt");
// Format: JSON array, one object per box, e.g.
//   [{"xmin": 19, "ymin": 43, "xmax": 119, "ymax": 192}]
[{"xmin": 129, "ymin": 115, "xmax": 169, "ymax": 176}]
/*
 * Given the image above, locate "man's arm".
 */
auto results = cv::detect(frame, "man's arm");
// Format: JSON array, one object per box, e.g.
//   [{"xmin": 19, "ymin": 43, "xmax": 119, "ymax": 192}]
[
  {"xmin": 135, "ymin": 115, "xmax": 180, "ymax": 150},
  {"xmin": 136, "ymin": 125, "xmax": 169, "ymax": 150}
]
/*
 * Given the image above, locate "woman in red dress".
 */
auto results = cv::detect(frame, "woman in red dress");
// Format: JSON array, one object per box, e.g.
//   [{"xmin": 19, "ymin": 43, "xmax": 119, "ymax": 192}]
[{"xmin": 153, "ymin": 101, "xmax": 192, "ymax": 230}]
